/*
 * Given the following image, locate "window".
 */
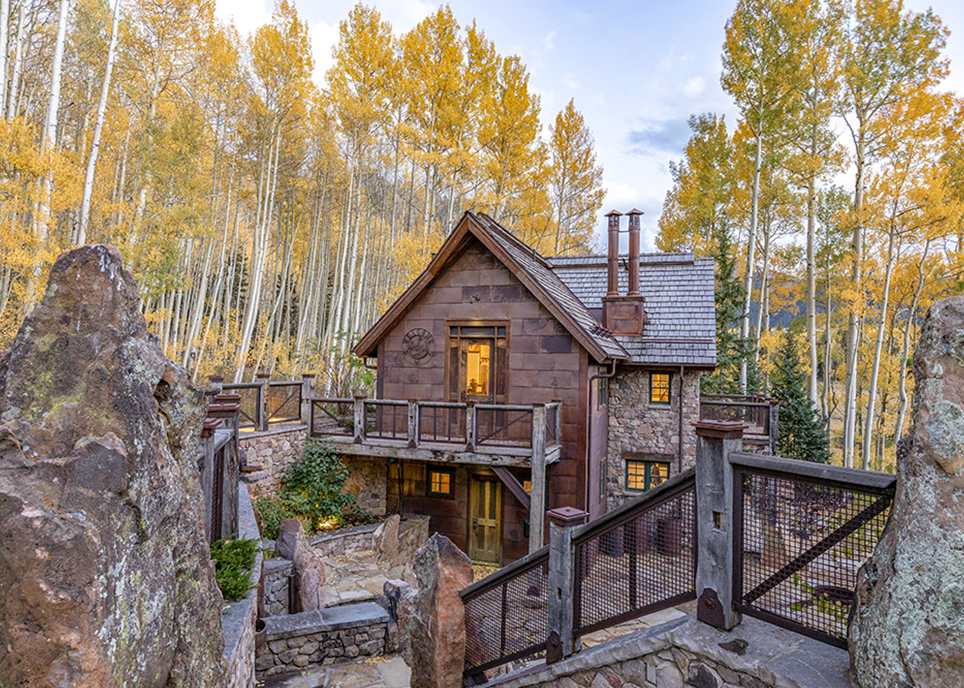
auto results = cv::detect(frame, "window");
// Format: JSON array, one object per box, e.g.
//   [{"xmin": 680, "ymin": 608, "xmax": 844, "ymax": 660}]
[
  {"xmin": 597, "ymin": 374, "xmax": 608, "ymax": 409},
  {"xmin": 649, "ymin": 372, "xmax": 671, "ymax": 405},
  {"xmin": 466, "ymin": 342, "xmax": 491, "ymax": 396},
  {"xmin": 625, "ymin": 459, "xmax": 670, "ymax": 492},
  {"xmin": 428, "ymin": 467, "xmax": 455, "ymax": 498},
  {"xmin": 523, "ymin": 480, "xmax": 532, "ymax": 494}
]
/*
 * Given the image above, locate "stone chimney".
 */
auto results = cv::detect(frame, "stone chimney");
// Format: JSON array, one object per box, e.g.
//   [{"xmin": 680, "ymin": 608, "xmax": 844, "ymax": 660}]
[{"xmin": 601, "ymin": 209, "xmax": 645, "ymax": 336}]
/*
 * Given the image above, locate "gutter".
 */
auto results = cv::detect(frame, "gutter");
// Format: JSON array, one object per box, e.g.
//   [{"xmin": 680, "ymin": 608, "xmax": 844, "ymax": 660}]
[{"xmin": 588, "ymin": 360, "xmax": 618, "ymax": 512}]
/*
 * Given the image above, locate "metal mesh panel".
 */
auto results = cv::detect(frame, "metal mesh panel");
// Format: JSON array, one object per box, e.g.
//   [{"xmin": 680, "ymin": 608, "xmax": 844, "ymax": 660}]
[
  {"xmin": 573, "ymin": 483, "xmax": 696, "ymax": 636},
  {"xmin": 700, "ymin": 401, "xmax": 769, "ymax": 435},
  {"xmin": 734, "ymin": 469, "xmax": 892, "ymax": 648},
  {"xmin": 227, "ymin": 384, "xmax": 261, "ymax": 429},
  {"xmin": 463, "ymin": 554, "xmax": 549, "ymax": 675},
  {"xmin": 266, "ymin": 382, "xmax": 301, "ymax": 424}
]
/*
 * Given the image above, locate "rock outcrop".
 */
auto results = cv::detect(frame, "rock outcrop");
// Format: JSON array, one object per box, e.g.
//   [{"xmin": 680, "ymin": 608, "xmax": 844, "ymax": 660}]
[
  {"xmin": 276, "ymin": 518, "xmax": 326, "ymax": 611},
  {"xmin": 851, "ymin": 296, "xmax": 964, "ymax": 687},
  {"xmin": 0, "ymin": 246, "xmax": 226, "ymax": 687},
  {"xmin": 403, "ymin": 533, "xmax": 473, "ymax": 688}
]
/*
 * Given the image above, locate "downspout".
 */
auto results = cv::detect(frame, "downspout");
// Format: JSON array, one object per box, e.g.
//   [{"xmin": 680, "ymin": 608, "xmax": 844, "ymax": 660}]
[
  {"xmin": 678, "ymin": 365, "xmax": 685, "ymax": 475},
  {"xmin": 588, "ymin": 360, "xmax": 618, "ymax": 512}
]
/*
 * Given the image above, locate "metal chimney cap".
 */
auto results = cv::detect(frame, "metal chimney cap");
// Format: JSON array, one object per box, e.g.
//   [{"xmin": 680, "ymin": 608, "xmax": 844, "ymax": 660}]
[
  {"xmin": 626, "ymin": 208, "xmax": 644, "ymax": 216},
  {"xmin": 604, "ymin": 209, "xmax": 624, "ymax": 217}
]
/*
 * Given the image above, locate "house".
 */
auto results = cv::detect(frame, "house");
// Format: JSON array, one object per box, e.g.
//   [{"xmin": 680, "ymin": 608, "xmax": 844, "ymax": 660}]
[{"xmin": 313, "ymin": 210, "xmax": 716, "ymax": 566}]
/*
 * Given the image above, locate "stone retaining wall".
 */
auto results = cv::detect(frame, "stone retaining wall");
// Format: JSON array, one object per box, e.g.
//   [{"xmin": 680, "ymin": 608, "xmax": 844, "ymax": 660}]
[
  {"xmin": 343, "ymin": 455, "xmax": 388, "ymax": 516},
  {"xmin": 485, "ymin": 615, "xmax": 854, "ymax": 688},
  {"xmin": 222, "ymin": 484, "xmax": 262, "ymax": 688},
  {"xmin": 239, "ymin": 424, "xmax": 308, "ymax": 488},
  {"xmin": 255, "ymin": 603, "xmax": 389, "ymax": 678},
  {"xmin": 310, "ymin": 522, "xmax": 380, "ymax": 558},
  {"xmin": 263, "ymin": 559, "xmax": 294, "ymax": 617}
]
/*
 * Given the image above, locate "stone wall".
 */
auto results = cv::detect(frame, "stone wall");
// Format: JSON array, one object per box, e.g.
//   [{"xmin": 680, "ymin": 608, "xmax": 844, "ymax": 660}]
[
  {"xmin": 255, "ymin": 603, "xmax": 389, "ymax": 678},
  {"xmin": 486, "ymin": 615, "xmax": 854, "ymax": 688},
  {"xmin": 398, "ymin": 517, "xmax": 430, "ymax": 565},
  {"xmin": 239, "ymin": 424, "xmax": 308, "ymax": 488},
  {"xmin": 222, "ymin": 484, "xmax": 262, "ymax": 688},
  {"xmin": 343, "ymin": 455, "xmax": 388, "ymax": 516},
  {"xmin": 606, "ymin": 368, "xmax": 701, "ymax": 509},
  {"xmin": 264, "ymin": 559, "xmax": 294, "ymax": 617}
]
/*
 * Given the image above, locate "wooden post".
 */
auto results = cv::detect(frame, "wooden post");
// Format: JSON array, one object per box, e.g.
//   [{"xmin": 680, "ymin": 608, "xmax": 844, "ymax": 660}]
[
  {"xmin": 208, "ymin": 374, "xmax": 223, "ymax": 395},
  {"xmin": 552, "ymin": 400, "xmax": 562, "ymax": 445},
  {"xmin": 408, "ymin": 400, "xmax": 419, "ymax": 448},
  {"xmin": 256, "ymin": 372, "xmax": 270, "ymax": 431},
  {"xmin": 768, "ymin": 399, "xmax": 780, "ymax": 455},
  {"xmin": 694, "ymin": 420, "xmax": 745, "ymax": 631},
  {"xmin": 300, "ymin": 373, "xmax": 315, "ymax": 427},
  {"xmin": 465, "ymin": 401, "xmax": 476, "ymax": 451},
  {"xmin": 354, "ymin": 395, "xmax": 366, "ymax": 445},
  {"xmin": 530, "ymin": 404, "xmax": 547, "ymax": 553},
  {"xmin": 546, "ymin": 506, "xmax": 589, "ymax": 663}
]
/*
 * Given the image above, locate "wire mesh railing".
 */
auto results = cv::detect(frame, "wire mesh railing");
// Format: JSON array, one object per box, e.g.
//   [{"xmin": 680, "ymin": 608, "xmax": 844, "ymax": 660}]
[
  {"xmin": 700, "ymin": 400, "xmax": 770, "ymax": 435},
  {"xmin": 309, "ymin": 398, "xmax": 353, "ymax": 437},
  {"xmin": 221, "ymin": 382, "xmax": 262, "ymax": 430},
  {"xmin": 462, "ymin": 547, "xmax": 550, "ymax": 679},
  {"xmin": 572, "ymin": 470, "xmax": 697, "ymax": 636},
  {"xmin": 266, "ymin": 381, "xmax": 302, "ymax": 424},
  {"xmin": 731, "ymin": 453, "xmax": 895, "ymax": 649}
]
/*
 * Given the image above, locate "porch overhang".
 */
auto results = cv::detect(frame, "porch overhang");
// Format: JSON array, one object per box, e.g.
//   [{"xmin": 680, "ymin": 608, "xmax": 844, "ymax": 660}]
[{"xmin": 321, "ymin": 434, "xmax": 561, "ymax": 468}]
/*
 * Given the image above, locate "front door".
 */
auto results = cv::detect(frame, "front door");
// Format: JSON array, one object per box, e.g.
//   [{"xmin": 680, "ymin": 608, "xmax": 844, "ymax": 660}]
[{"xmin": 469, "ymin": 477, "xmax": 502, "ymax": 564}]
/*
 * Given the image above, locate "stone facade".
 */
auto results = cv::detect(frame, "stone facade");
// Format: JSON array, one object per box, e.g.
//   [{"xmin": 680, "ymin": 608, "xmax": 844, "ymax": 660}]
[
  {"xmin": 239, "ymin": 424, "xmax": 308, "ymax": 488},
  {"xmin": 255, "ymin": 604, "xmax": 389, "ymax": 678},
  {"xmin": 486, "ymin": 615, "xmax": 854, "ymax": 688},
  {"xmin": 343, "ymin": 455, "xmax": 388, "ymax": 516},
  {"xmin": 264, "ymin": 559, "xmax": 294, "ymax": 617},
  {"xmin": 606, "ymin": 368, "xmax": 701, "ymax": 509}
]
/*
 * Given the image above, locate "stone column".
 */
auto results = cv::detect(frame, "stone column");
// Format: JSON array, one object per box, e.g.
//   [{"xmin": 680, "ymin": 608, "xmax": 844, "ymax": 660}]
[
  {"xmin": 693, "ymin": 420, "xmax": 745, "ymax": 631},
  {"xmin": 546, "ymin": 506, "xmax": 589, "ymax": 662},
  {"xmin": 851, "ymin": 296, "xmax": 964, "ymax": 687}
]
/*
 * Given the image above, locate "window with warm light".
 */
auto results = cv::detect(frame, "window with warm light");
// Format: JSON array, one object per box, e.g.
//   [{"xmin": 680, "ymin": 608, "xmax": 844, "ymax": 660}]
[
  {"xmin": 428, "ymin": 468, "xmax": 454, "ymax": 497},
  {"xmin": 466, "ymin": 342, "xmax": 491, "ymax": 396},
  {"xmin": 649, "ymin": 372, "xmax": 671, "ymax": 405},
  {"xmin": 626, "ymin": 460, "xmax": 670, "ymax": 492}
]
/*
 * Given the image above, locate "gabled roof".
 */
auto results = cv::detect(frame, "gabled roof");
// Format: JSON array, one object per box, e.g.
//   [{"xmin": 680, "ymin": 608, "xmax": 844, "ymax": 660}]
[
  {"xmin": 353, "ymin": 212, "xmax": 628, "ymax": 363},
  {"xmin": 550, "ymin": 253, "xmax": 717, "ymax": 367}
]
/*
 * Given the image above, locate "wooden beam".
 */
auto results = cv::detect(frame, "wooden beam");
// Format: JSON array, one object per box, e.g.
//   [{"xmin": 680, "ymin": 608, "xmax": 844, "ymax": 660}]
[{"xmin": 491, "ymin": 466, "xmax": 531, "ymax": 512}]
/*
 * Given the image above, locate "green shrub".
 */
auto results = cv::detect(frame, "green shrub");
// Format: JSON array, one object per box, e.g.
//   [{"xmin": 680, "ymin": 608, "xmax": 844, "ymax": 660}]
[
  {"xmin": 210, "ymin": 537, "xmax": 258, "ymax": 602},
  {"xmin": 254, "ymin": 440, "xmax": 357, "ymax": 540}
]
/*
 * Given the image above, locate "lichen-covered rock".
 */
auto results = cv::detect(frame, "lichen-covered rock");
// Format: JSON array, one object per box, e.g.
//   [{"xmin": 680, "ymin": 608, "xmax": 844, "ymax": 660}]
[
  {"xmin": 851, "ymin": 296, "xmax": 964, "ymax": 688},
  {"xmin": 405, "ymin": 533, "xmax": 472, "ymax": 688},
  {"xmin": 276, "ymin": 518, "xmax": 326, "ymax": 611},
  {"xmin": 0, "ymin": 246, "xmax": 226, "ymax": 687}
]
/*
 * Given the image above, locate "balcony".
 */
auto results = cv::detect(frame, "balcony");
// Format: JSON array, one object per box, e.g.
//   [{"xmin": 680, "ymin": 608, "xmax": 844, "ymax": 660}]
[
  {"xmin": 699, "ymin": 394, "xmax": 779, "ymax": 453},
  {"xmin": 308, "ymin": 397, "xmax": 563, "ymax": 468}
]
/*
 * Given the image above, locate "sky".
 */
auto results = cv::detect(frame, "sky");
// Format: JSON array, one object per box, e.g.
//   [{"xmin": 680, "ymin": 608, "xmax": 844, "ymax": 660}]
[{"xmin": 214, "ymin": 0, "xmax": 964, "ymax": 252}]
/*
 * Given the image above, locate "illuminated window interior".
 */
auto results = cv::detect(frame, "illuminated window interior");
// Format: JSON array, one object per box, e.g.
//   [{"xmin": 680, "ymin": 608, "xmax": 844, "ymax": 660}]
[
  {"xmin": 626, "ymin": 460, "xmax": 670, "ymax": 492},
  {"xmin": 650, "ymin": 373, "xmax": 671, "ymax": 404},
  {"xmin": 466, "ymin": 342, "xmax": 491, "ymax": 396},
  {"xmin": 523, "ymin": 480, "xmax": 531, "ymax": 494},
  {"xmin": 428, "ymin": 469, "xmax": 453, "ymax": 497}
]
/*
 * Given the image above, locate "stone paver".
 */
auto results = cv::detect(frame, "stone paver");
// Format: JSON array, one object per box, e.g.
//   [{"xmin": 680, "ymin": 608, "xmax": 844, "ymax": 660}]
[
  {"xmin": 581, "ymin": 602, "xmax": 694, "ymax": 649},
  {"xmin": 260, "ymin": 654, "xmax": 411, "ymax": 688}
]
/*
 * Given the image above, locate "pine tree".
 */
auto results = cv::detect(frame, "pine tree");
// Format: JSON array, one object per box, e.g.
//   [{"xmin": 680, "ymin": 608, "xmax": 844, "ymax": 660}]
[{"xmin": 770, "ymin": 328, "xmax": 831, "ymax": 463}]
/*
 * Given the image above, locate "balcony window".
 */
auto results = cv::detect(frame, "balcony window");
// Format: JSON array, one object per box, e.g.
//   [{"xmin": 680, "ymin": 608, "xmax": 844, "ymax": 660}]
[{"xmin": 466, "ymin": 342, "xmax": 491, "ymax": 396}]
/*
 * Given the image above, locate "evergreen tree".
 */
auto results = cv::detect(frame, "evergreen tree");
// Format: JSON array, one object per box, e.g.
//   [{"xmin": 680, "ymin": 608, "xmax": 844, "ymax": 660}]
[{"xmin": 770, "ymin": 328, "xmax": 831, "ymax": 463}]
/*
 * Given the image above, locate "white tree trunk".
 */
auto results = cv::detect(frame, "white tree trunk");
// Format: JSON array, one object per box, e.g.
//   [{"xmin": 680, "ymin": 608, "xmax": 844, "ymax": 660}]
[
  {"xmin": 740, "ymin": 133, "xmax": 763, "ymax": 391},
  {"xmin": 5, "ymin": 0, "xmax": 25, "ymax": 118},
  {"xmin": 843, "ymin": 135, "xmax": 867, "ymax": 468},
  {"xmin": 806, "ymin": 170, "xmax": 819, "ymax": 405},
  {"xmin": 77, "ymin": 0, "xmax": 121, "ymax": 244},
  {"xmin": 894, "ymin": 240, "xmax": 930, "ymax": 444},
  {"xmin": 0, "ymin": 0, "xmax": 10, "ymax": 110}
]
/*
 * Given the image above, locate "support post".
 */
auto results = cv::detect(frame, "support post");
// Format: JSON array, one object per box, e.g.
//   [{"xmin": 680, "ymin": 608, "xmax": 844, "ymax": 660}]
[
  {"xmin": 300, "ymin": 373, "xmax": 315, "ymax": 426},
  {"xmin": 693, "ymin": 420, "xmax": 745, "ymax": 631},
  {"xmin": 546, "ymin": 507, "xmax": 588, "ymax": 663},
  {"xmin": 768, "ymin": 399, "xmax": 780, "ymax": 455},
  {"xmin": 408, "ymin": 400, "xmax": 419, "ymax": 448},
  {"xmin": 208, "ymin": 374, "xmax": 223, "ymax": 395},
  {"xmin": 256, "ymin": 372, "xmax": 270, "ymax": 431},
  {"xmin": 353, "ymin": 395, "xmax": 366, "ymax": 444},
  {"xmin": 530, "ymin": 404, "xmax": 547, "ymax": 553},
  {"xmin": 465, "ymin": 401, "xmax": 476, "ymax": 451}
]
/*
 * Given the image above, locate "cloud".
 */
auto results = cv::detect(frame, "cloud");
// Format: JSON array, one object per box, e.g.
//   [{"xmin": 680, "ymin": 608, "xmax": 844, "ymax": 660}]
[
  {"xmin": 683, "ymin": 77, "xmax": 705, "ymax": 95},
  {"xmin": 625, "ymin": 118, "xmax": 692, "ymax": 157},
  {"xmin": 562, "ymin": 74, "xmax": 580, "ymax": 90},
  {"xmin": 214, "ymin": 0, "xmax": 271, "ymax": 38},
  {"xmin": 310, "ymin": 21, "xmax": 340, "ymax": 86}
]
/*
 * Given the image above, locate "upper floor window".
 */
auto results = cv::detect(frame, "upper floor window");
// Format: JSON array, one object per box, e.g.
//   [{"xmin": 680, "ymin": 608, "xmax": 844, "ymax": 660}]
[
  {"xmin": 449, "ymin": 324, "xmax": 507, "ymax": 402},
  {"xmin": 649, "ymin": 372, "xmax": 671, "ymax": 405}
]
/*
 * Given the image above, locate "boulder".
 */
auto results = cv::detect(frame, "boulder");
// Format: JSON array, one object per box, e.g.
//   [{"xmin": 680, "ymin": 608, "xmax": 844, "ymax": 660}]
[
  {"xmin": 0, "ymin": 246, "xmax": 226, "ymax": 687},
  {"xmin": 851, "ymin": 295, "xmax": 964, "ymax": 687},
  {"xmin": 275, "ymin": 518, "xmax": 326, "ymax": 611},
  {"xmin": 404, "ymin": 533, "xmax": 473, "ymax": 688},
  {"xmin": 376, "ymin": 513, "xmax": 401, "ymax": 566}
]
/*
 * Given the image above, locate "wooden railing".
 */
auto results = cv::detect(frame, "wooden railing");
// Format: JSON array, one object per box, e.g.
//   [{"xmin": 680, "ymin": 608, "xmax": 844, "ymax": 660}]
[
  {"xmin": 207, "ymin": 374, "xmax": 315, "ymax": 431},
  {"xmin": 308, "ymin": 397, "xmax": 562, "ymax": 454},
  {"xmin": 700, "ymin": 393, "xmax": 779, "ymax": 452}
]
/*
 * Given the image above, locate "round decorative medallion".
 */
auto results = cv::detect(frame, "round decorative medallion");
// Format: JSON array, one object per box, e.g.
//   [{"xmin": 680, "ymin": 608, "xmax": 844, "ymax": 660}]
[{"xmin": 403, "ymin": 328, "xmax": 434, "ymax": 361}]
